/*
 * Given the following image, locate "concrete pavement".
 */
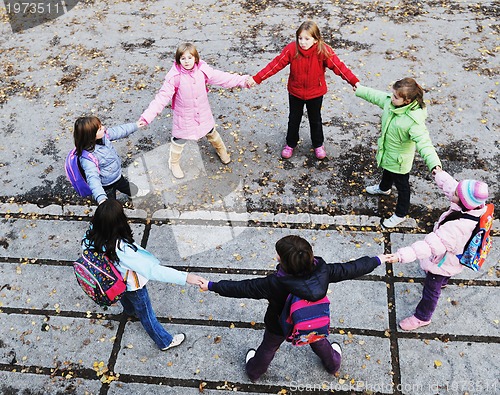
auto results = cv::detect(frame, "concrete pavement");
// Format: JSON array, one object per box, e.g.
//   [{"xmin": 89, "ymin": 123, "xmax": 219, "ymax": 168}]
[
  {"xmin": 1, "ymin": 0, "xmax": 499, "ymax": 394},
  {"xmin": 0, "ymin": 202, "xmax": 499, "ymax": 394}
]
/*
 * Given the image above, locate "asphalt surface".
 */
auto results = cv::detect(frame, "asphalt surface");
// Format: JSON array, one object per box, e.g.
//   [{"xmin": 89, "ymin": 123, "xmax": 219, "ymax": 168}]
[{"xmin": 0, "ymin": 1, "xmax": 499, "ymax": 394}]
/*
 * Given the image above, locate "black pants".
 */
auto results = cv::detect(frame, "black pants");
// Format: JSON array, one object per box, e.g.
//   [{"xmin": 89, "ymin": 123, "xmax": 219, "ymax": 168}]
[
  {"xmin": 104, "ymin": 175, "xmax": 138, "ymax": 200},
  {"xmin": 379, "ymin": 169, "xmax": 410, "ymax": 217},
  {"xmin": 287, "ymin": 94, "xmax": 324, "ymax": 148}
]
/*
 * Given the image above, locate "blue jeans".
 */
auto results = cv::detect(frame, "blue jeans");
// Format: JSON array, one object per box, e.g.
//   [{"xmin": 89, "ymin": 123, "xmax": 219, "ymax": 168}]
[{"xmin": 119, "ymin": 286, "xmax": 173, "ymax": 349}]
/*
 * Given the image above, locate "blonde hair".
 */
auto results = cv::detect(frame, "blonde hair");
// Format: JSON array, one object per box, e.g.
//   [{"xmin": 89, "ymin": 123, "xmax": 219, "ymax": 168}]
[
  {"xmin": 295, "ymin": 21, "xmax": 330, "ymax": 59},
  {"xmin": 175, "ymin": 43, "xmax": 200, "ymax": 65}
]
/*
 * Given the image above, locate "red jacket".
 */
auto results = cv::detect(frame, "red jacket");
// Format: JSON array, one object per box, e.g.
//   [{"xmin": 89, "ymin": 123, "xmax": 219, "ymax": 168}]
[{"xmin": 253, "ymin": 42, "xmax": 359, "ymax": 100}]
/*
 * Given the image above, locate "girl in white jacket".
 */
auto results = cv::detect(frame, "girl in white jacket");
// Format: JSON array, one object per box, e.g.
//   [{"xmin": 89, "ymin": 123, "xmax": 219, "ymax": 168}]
[
  {"xmin": 387, "ymin": 169, "xmax": 489, "ymax": 330},
  {"xmin": 83, "ymin": 199, "xmax": 205, "ymax": 350}
]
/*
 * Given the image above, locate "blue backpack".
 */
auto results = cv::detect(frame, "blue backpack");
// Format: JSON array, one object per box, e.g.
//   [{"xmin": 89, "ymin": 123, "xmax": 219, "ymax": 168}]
[{"xmin": 65, "ymin": 148, "xmax": 100, "ymax": 197}]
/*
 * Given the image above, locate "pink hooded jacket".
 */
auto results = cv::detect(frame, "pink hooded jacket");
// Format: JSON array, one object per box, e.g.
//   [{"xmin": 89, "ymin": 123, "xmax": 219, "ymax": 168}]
[
  {"xmin": 141, "ymin": 61, "xmax": 248, "ymax": 140},
  {"xmin": 396, "ymin": 171, "xmax": 487, "ymax": 276}
]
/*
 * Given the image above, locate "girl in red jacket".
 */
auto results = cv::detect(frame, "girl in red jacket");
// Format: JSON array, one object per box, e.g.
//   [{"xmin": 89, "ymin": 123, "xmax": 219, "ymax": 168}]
[{"xmin": 248, "ymin": 21, "xmax": 359, "ymax": 160}]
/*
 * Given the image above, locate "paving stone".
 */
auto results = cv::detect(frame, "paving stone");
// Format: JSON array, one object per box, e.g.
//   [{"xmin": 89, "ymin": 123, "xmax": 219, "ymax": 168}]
[
  {"xmin": 0, "ymin": 262, "xmax": 122, "ymax": 314},
  {"xmin": 114, "ymin": 323, "xmax": 394, "ymax": 391},
  {"xmin": 0, "ymin": 314, "xmax": 116, "ymax": 370},
  {"xmin": 0, "ymin": 371, "xmax": 102, "ymax": 395},
  {"xmin": 146, "ymin": 225, "xmax": 385, "ymax": 272},
  {"xmin": 394, "ymin": 283, "xmax": 500, "ymax": 337},
  {"xmin": 0, "ymin": 219, "xmax": 145, "ymax": 260},
  {"xmin": 108, "ymin": 382, "xmax": 261, "ymax": 395},
  {"xmin": 398, "ymin": 339, "xmax": 500, "ymax": 395}
]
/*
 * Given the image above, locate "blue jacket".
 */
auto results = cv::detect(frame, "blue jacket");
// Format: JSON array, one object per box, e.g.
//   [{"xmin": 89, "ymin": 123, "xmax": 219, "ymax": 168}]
[
  {"xmin": 209, "ymin": 256, "xmax": 380, "ymax": 335},
  {"xmin": 79, "ymin": 123, "xmax": 137, "ymax": 203}
]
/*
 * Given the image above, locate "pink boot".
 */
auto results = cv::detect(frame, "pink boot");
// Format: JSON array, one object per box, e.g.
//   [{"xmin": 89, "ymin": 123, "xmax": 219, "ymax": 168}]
[
  {"xmin": 399, "ymin": 315, "xmax": 431, "ymax": 331},
  {"xmin": 281, "ymin": 145, "xmax": 294, "ymax": 159}
]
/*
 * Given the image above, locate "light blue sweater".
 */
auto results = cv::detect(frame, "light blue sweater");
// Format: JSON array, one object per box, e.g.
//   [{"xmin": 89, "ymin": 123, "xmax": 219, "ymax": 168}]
[{"xmin": 82, "ymin": 236, "xmax": 187, "ymax": 291}]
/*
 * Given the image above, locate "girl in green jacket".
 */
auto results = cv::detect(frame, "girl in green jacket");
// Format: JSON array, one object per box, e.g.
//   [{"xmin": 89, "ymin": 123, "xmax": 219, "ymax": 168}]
[{"xmin": 354, "ymin": 78, "xmax": 442, "ymax": 228}]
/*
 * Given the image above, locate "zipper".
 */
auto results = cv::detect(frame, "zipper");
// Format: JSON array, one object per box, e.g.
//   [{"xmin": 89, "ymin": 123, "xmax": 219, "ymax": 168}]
[
  {"xmin": 75, "ymin": 262, "xmax": 106, "ymax": 295},
  {"xmin": 82, "ymin": 254, "xmax": 115, "ymax": 280},
  {"xmin": 74, "ymin": 262, "xmax": 97, "ymax": 288}
]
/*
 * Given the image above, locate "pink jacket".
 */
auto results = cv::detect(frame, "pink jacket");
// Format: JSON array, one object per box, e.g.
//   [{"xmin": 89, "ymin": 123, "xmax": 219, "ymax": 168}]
[
  {"xmin": 397, "ymin": 171, "xmax": 487, "ymax": 276},
  {"xmin": 141, "ymin": 61, "xmax": 248, "ymax": 140}
]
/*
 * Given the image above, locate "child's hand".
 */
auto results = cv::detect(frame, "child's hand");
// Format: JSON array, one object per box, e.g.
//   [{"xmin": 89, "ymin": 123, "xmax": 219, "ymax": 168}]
[
  {"xmin": 378, "ymin": 254, "xmax": 399, "ymax": 264},
  {"xmin": 246, "ymin": 77, "xmax": 256, "ymax": 88},
  {"xmin": 199, "ymin": 278, "xmax": 210, "ymax": 291},
  {"xmin": 186, "ymin": 273, "xmax": 205, "ymax": 286},
  {"xmin": 432, "ymin": 165, "xmax": 442, "ymax": 176},
  {"xmin": 137, "ymin": 118, "xmax": 147, "ymax": 128}
]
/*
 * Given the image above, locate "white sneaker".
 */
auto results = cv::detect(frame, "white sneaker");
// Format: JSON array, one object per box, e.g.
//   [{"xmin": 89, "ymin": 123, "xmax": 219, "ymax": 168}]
[
  {"xmin": 131, "ymin": 188, "xmax": 150, "ymax": 198},
  {"xmin": 366, "ymin": 185, "xmax": 391, "ymax": 196},
  {"xmin": 161, "ymin": 333, "xmax": 185, "ymax": 351},
  {"xmin": 383, "ymin": 214, "xmax": 406, "ymax": 228},
  {"xmin": 245, "ymin": 349, "xmax": 256, "ymax": 363},
  {"xmin": 331, "ymin": 342, "xmax": 342, "ymax": 356}
]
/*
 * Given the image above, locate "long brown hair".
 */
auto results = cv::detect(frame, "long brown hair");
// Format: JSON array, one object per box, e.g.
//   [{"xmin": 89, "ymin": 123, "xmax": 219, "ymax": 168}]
[
  {"xmin": 74, "ymin": 116, "xmax": 101, "ymax": 155},
  {"xmin": 295, "ymin": 21, "xmax": 330, "ymax": 59},
  {"xmin": 393, "ymin": 78, "xmax": 425, "ymax": 109},
  {"xmin": 85, "ymin": 199, "xmax": 135, "ymax": 262}
]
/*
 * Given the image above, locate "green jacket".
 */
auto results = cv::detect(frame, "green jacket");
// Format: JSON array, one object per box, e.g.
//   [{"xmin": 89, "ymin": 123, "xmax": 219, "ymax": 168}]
[{"xmin": 355, "ymin": 85, "xmax": 441, "ymax": 174}]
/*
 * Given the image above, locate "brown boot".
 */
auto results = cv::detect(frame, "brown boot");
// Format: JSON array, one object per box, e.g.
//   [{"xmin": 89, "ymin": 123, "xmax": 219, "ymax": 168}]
[
  {"xmin": 169, "ymin": 140, "xmax": 185, "ymax": 179},
  {"xmin": 207, "ymin": 129, "xmax": 230, "ymax": 164}
]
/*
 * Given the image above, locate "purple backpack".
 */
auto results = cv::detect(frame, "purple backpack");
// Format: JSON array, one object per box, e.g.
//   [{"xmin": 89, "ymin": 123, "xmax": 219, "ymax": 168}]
[{"xmin": 65, "ymin": 148, "xmax": 99, "ymax": 197}]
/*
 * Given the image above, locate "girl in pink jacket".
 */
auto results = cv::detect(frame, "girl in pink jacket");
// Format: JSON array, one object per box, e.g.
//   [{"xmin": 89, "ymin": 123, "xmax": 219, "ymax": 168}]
[
  {"xmin": 388, "ymin": 169, "xmax": 489, "ymax": 330},
  {"xmin": 141, "ymin": 43, "xmax": 249, "ymax": 179}
]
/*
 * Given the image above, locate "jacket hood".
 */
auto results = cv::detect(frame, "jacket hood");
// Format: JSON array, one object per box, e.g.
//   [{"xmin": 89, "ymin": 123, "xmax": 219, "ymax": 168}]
[
  {"xmin": 277, "ymin": 257, "xmax": 330, "ymax": 301},
  {"xmin": 391, "ymin": 100, "xmax": 427, "ymax": 124}
]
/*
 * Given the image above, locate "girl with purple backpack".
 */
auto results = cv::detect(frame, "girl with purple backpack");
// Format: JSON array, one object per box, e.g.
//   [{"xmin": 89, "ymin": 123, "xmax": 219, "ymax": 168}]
[
  {"xmin": 83, "ymin": 199, "xmax": 205, "ymax": 350},
  {"xmin": 73, "ymin": 116, "xmax": 149, "ymax": 204}
]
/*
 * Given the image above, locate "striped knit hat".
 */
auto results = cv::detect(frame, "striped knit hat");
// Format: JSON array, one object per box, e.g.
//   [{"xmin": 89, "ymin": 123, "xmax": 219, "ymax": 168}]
[{"xmin": 456, "ymin": 180, "xmax": 488, "ymax": 210}]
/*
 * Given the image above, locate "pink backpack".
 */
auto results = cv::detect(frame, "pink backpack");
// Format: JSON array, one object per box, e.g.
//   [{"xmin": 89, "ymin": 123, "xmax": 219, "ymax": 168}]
[{"xmin": 279, "ymin": 294, "xmax": 331, "ymax": 346}]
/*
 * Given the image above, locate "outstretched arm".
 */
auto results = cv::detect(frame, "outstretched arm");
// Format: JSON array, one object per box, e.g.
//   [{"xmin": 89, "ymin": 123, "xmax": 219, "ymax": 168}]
[
  {"xmin": 140, "ymin": 77, "xmax": 176, "ymax": 125},
  {"xmin": 327, "ymin": 255, "xmax": 381, "ymax": 283},
  {"xmin": 186, "ymin": 273, "xmax": 206, "ymax": 286},
  {"xmin": 203, "ymin": 276, "xmax": 275, "ymax": 300}
]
